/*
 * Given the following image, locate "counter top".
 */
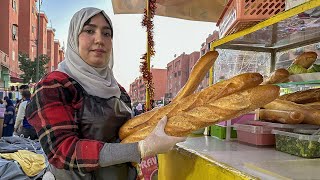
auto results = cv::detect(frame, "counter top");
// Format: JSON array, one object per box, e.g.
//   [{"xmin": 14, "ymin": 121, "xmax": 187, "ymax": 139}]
[{"xmin": 176, "ymin": 136, "xmax": 320, "ymax": 180}]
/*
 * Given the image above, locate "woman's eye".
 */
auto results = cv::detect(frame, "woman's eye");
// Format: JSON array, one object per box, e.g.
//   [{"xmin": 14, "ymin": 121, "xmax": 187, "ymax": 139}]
[
  {"xmin": 104, "ymin": 32, "xmax": 111, "ymax": 37},
  {"xmin": 84, "ymin": 29, "xmax": 94, "ymax": 34}
]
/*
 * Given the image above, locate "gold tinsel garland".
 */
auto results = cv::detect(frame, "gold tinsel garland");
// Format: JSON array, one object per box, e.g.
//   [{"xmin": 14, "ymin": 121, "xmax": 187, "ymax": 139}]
[{"xmin": 140, "ymin": 0, "xmax": 157, "ymax": 111}]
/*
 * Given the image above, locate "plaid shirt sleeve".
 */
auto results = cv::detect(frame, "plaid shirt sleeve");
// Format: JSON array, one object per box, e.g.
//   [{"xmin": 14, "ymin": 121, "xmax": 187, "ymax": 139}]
[{"xmin": 26, "ymin": 71, "xmax": 104, "ymax": 173}]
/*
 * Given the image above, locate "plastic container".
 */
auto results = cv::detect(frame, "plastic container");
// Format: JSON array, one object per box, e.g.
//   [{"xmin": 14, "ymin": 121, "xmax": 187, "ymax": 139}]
[
  {"xmin": 216, "ymin": 0, "xmax": 285, "ymax": 37},
  {"xmin": 234, "ymin": 123, "xmax": 275, "ymax": 145},
  {"xmin": 289, "ymin": 72, "xmax": 320, "ymax": 82},
  {"xmin": 273, "ymin": 129, "xmax": 320, "ymax": 158},
  {"xmin": 247, "ymin": 120, "xmax": 320, "ymax": 131},
  {"xmin": 210, "ymin": 125, "xmax": 237, "ymax": 139}
]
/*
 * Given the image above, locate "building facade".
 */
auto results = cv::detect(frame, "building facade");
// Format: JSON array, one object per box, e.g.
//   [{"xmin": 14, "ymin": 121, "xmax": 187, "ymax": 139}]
[
  {"xmin": 18, "ymin": 0, "xmax": 38, "ymax": 61},
  {"xmin": 53, "ymin": 40, "xmax": 60, "ymax": 69},
  {"xmin": 39, "ymin": 13, "xmax": 48, "ymax": 56},
  {"xmin": 0, "ymin": 0, "xmax": 20, "ymax": 87},
  {"xmin": 129, "ymin": 68, "xmax": 167, "ymax": 105},
  {"xmin": 166, "ymin": 52, "xmax": 191, "ymax": 99},
  {"xmin": 46, "ymin": 28, "xmax": 55, "ymax": 72}
]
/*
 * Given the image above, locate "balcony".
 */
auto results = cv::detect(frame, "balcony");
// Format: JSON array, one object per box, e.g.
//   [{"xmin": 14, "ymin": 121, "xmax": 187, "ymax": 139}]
[{"xmin": 0, "ymin": 50, "xmax": 10, "ymax": 69}]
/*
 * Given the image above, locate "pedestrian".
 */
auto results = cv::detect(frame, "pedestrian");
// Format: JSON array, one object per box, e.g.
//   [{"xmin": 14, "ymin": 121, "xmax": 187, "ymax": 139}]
[
  {"xmin": 26, "ymin": 7, "xmax": 185, "ymax": 180},
  {"xmin": 15, "ymin": 85, "xmax": 29, "ymax": 112},
  {"xmin": 2, "ymin": 99, "xmax": 15, "ymax": 137},
  {"xmin": 136, "ymin": 103, "xmax": 143, "ymax": 115},
  {"xmin": 14, "ymin": 90, "xmax": 37, "ymax": 140}
]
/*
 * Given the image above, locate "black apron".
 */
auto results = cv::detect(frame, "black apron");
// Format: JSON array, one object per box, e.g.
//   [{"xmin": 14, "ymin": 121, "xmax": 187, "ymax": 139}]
[{"xmin": 49, "ymin": 90, "xmax": 137, "ymax": 180}]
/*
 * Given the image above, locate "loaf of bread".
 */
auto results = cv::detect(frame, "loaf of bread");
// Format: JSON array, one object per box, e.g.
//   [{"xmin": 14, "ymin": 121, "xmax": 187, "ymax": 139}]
[
  {"xmin": 292, "ymin": 52, "xmax": 318, "ymax": 69},
  {"xmin": 261, "ymin": 69, "xmax": 290, "ymax": 85},
  {"xmin": 119, "ymin": 73, "xmax": 263, "ymax": 140},
  {"xmin": 304, "ymin": 102, "xmax": 320, "ymax": 110},
  {"xmin": 122, "ymin": 85, "xmax": 280, "ymax": 143},
  {"xmin": 278, "ymin": 88, "xmax": 320, "ymax": 104},
  {"xmin": 173, "ymin": 51, "xmax": 219, "ymax": 102},
  {"xmin": 258, "ymin": 109, "xmax": 304, "ymax": 124},
  {"xmin": 264, "ymin": 99, "xmax": 320, "ymax": 125}
]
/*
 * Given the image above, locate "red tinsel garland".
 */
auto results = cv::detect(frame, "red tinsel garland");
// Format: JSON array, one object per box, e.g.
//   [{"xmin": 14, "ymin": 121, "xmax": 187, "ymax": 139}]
[{"xmin": 140, "ymin": 0, "xmax": 157, "ymax": 111}]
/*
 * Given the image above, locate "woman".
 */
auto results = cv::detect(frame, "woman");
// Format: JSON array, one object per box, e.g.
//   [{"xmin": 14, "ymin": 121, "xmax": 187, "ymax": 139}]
[
  {"xmin": 3, "ymin": 99, "xmax": 15, "ymax": 137},
  {"xmin": 26, "ymin": 7, "xmax": 185, "ymax": 180}
]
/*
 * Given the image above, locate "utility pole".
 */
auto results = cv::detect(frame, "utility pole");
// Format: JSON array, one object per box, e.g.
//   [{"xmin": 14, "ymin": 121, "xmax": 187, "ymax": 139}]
[{"xmin": 36, "ymin": 0, "xmax": 42, "ymax": 82}]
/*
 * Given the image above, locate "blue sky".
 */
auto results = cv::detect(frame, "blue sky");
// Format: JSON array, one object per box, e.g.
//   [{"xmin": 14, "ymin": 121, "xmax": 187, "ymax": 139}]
[{"xmin": 40, "ymin": 0, "xmax": 217, "ymax": 90}]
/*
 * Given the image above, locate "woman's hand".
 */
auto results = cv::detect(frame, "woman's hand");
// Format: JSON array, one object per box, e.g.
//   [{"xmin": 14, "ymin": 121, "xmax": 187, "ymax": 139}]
[{"xmin": 138, "ymin": 116, "xmax": 187, "ymax": 159}]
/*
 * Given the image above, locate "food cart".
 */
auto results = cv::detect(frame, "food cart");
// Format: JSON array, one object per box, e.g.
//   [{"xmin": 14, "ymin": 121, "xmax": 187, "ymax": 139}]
[{"xmin": 158, "ymin": 0, "xmax": 320, "ymax": 179}]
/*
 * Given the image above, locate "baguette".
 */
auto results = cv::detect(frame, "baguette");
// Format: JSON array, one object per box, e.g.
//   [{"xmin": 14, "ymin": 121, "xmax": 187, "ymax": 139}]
[
  {"xmin": 261, "ymin": 69, "xmax": 290, "ymax": 85},
  {"xmin": 278, "ymin": 88, "xmax": 320, "ymax": 104},
  {"xmin": 264, "ymin": 99, "xmax": 320, "ymax": 125},
  {"xmin": 292, "ymin": 52, "xmax": 317, "ymax": 69},
  {"xmin": 119, "ymin": 73, "xmax": 263, "ymax": 140},
  {"xmin": 122, "ymin": 85, "xmax": 279, "ymax": 143},
  {"xmin": 258, "ymin": 109, "xmax": 304, "ymax": 124},
  {"xmin": 304, "ymin": 102, "xmax": 320, "ymax": 110},
  {"xmin": 172, "ymin": 51, "xmax": 219, "ymax": 102}
]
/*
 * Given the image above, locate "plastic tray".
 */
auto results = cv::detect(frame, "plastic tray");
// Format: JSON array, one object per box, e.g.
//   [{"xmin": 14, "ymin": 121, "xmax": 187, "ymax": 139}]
[
  {"xmin": 233, "ymin": 123, "xmax": 274, "ymax": 134},
  {"xmin": 247, "ymin": 120, "xmax": 320, "ymax": 130},
  {"xmin": 289, "ymin": 72, "xmax": 320, "ymax": 82},
  {"xmin": 234, "ymin": 123, "xmax": 275, "ymax": 145},
  {"xmin": 272, "ymin": 129, "xmax": 320, "ymax": 158},
  {"xmin": 216, "ymin": 0, "xmax": 285, "ymax": 37}
]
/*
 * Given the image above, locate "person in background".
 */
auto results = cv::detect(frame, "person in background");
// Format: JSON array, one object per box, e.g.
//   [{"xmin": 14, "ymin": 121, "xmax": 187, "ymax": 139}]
[
  {"xmin": 136, "ymin": 103, "xmax": 143, "ymax": 115},
  {"xmin": 15, "ymin": 85, "xmax": 30, "ymax": 112},
  {"xmin": 26, "ymin": 7, "xmax": 185, "ymax": 179},
  {"xmin": 2, "ymin": 99, "xmax": 15, "ymax": 137},
  {"xmin": 14, "ymin": 91, "xmax": 37, "ymax": 140},
  {"xmin": 0, "ymin": 99, "xmax": 5, "ymax": 108}
]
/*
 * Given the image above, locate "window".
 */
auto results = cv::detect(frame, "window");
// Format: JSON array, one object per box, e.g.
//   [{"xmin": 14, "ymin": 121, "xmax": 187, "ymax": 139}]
[
  {"xmin": 12, "ymin": 0, "xmax": 17, "ymax": 12},
  {"xmin": 207, "ymin": 42, "xmax": 211, "ymax": 50},
  {"xmin": 12, "ymin": 24, "xmax": 18, "ymax": 40},
  {"xmin": 178, "ymin": 71, "xmax": 181, "ymax": 76}
]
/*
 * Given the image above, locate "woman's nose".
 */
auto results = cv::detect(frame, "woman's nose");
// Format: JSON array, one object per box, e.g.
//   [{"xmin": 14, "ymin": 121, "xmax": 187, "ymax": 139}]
[{"xmin": 94, "ymin": 32, "xmax": 104, "ymax": 45}]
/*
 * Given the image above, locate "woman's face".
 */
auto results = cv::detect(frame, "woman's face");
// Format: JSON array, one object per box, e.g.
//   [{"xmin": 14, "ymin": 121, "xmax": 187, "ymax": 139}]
[{"xmin": 78, "ymin": 13, "xmax": 112, "ymax": 68}]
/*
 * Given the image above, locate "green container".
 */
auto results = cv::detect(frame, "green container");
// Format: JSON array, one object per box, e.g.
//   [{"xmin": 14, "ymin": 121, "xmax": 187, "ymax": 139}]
[
  {"xmin": 273, "ymin": 129, "xmax": 320, "ymax": 158},
  {"xmin": 210, "ymin": 125, "xmax": 237, "ymax": 139}
]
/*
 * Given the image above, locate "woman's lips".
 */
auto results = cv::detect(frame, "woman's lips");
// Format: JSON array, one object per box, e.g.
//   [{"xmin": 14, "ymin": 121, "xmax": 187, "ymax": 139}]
[{"xmin": 91, "ymin": 49, "xmax": 106, "ymax": 56}]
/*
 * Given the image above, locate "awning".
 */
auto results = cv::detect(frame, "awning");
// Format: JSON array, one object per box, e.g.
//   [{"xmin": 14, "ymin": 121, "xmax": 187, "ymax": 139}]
[{"xmin": 111, "ymin": 0, "xmax": 228, "ymax": 22}]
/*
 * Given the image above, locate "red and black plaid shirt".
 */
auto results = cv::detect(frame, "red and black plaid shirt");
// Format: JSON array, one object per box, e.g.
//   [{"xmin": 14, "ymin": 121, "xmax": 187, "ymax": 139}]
[{"xmin": 26, "ymin": 71, "xmax": 129, "ymax": 173}]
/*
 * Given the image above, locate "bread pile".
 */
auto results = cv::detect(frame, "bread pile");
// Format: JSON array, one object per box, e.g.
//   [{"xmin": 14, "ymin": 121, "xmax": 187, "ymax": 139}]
[
  {"xmin": 262, "ymin": 52, "xmax": 318, "ymax": 85},
  {"xmin": 120, "ymin": 51, "xmax": 280, "ymax": 143},
  {"xmin": 260, "ymin": 88, "xmax": 320, "ymax": 125}
]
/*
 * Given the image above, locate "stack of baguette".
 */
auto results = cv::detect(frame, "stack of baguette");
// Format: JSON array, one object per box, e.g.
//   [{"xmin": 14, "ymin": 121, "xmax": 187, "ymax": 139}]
[
  {"xmin": 120, "ymin": 51, "xmax": 280, "ymax": 143},
  {"xmin": 260, "ymin": 88, "xmax": 320, "ymax": 125},
  {"xmin": 262, "ymin": 52, "xmax": 318, "ymax": 85}
]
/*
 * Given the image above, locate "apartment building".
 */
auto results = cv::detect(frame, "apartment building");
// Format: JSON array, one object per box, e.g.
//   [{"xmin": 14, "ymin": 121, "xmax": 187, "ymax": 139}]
[
  {"xmin": 46, "ymin": 28, "xmax": 55, "ymax": 72},
  {"xmin": 0, "ymin": 0, "xmax": 20, "ymax": 87},
  {"xmin": 129, "ymin": 68, "xmax": 167, "ymax": 104},
  {"xmin": 18, "ymin": 0, "xmax": 38, "ymax": 61}
]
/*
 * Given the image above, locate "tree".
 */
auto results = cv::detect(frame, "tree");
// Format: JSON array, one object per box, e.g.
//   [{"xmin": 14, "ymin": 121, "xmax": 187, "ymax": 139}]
[{"xmin": 18, "ymin": 53, "xmax": 50, "ymax": 83}]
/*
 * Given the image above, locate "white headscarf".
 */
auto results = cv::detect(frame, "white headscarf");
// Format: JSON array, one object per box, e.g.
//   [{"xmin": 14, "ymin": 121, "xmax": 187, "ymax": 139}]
[{"xmin": 57, "ymin": 7, "xmax": 121, "ymax": 99}]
